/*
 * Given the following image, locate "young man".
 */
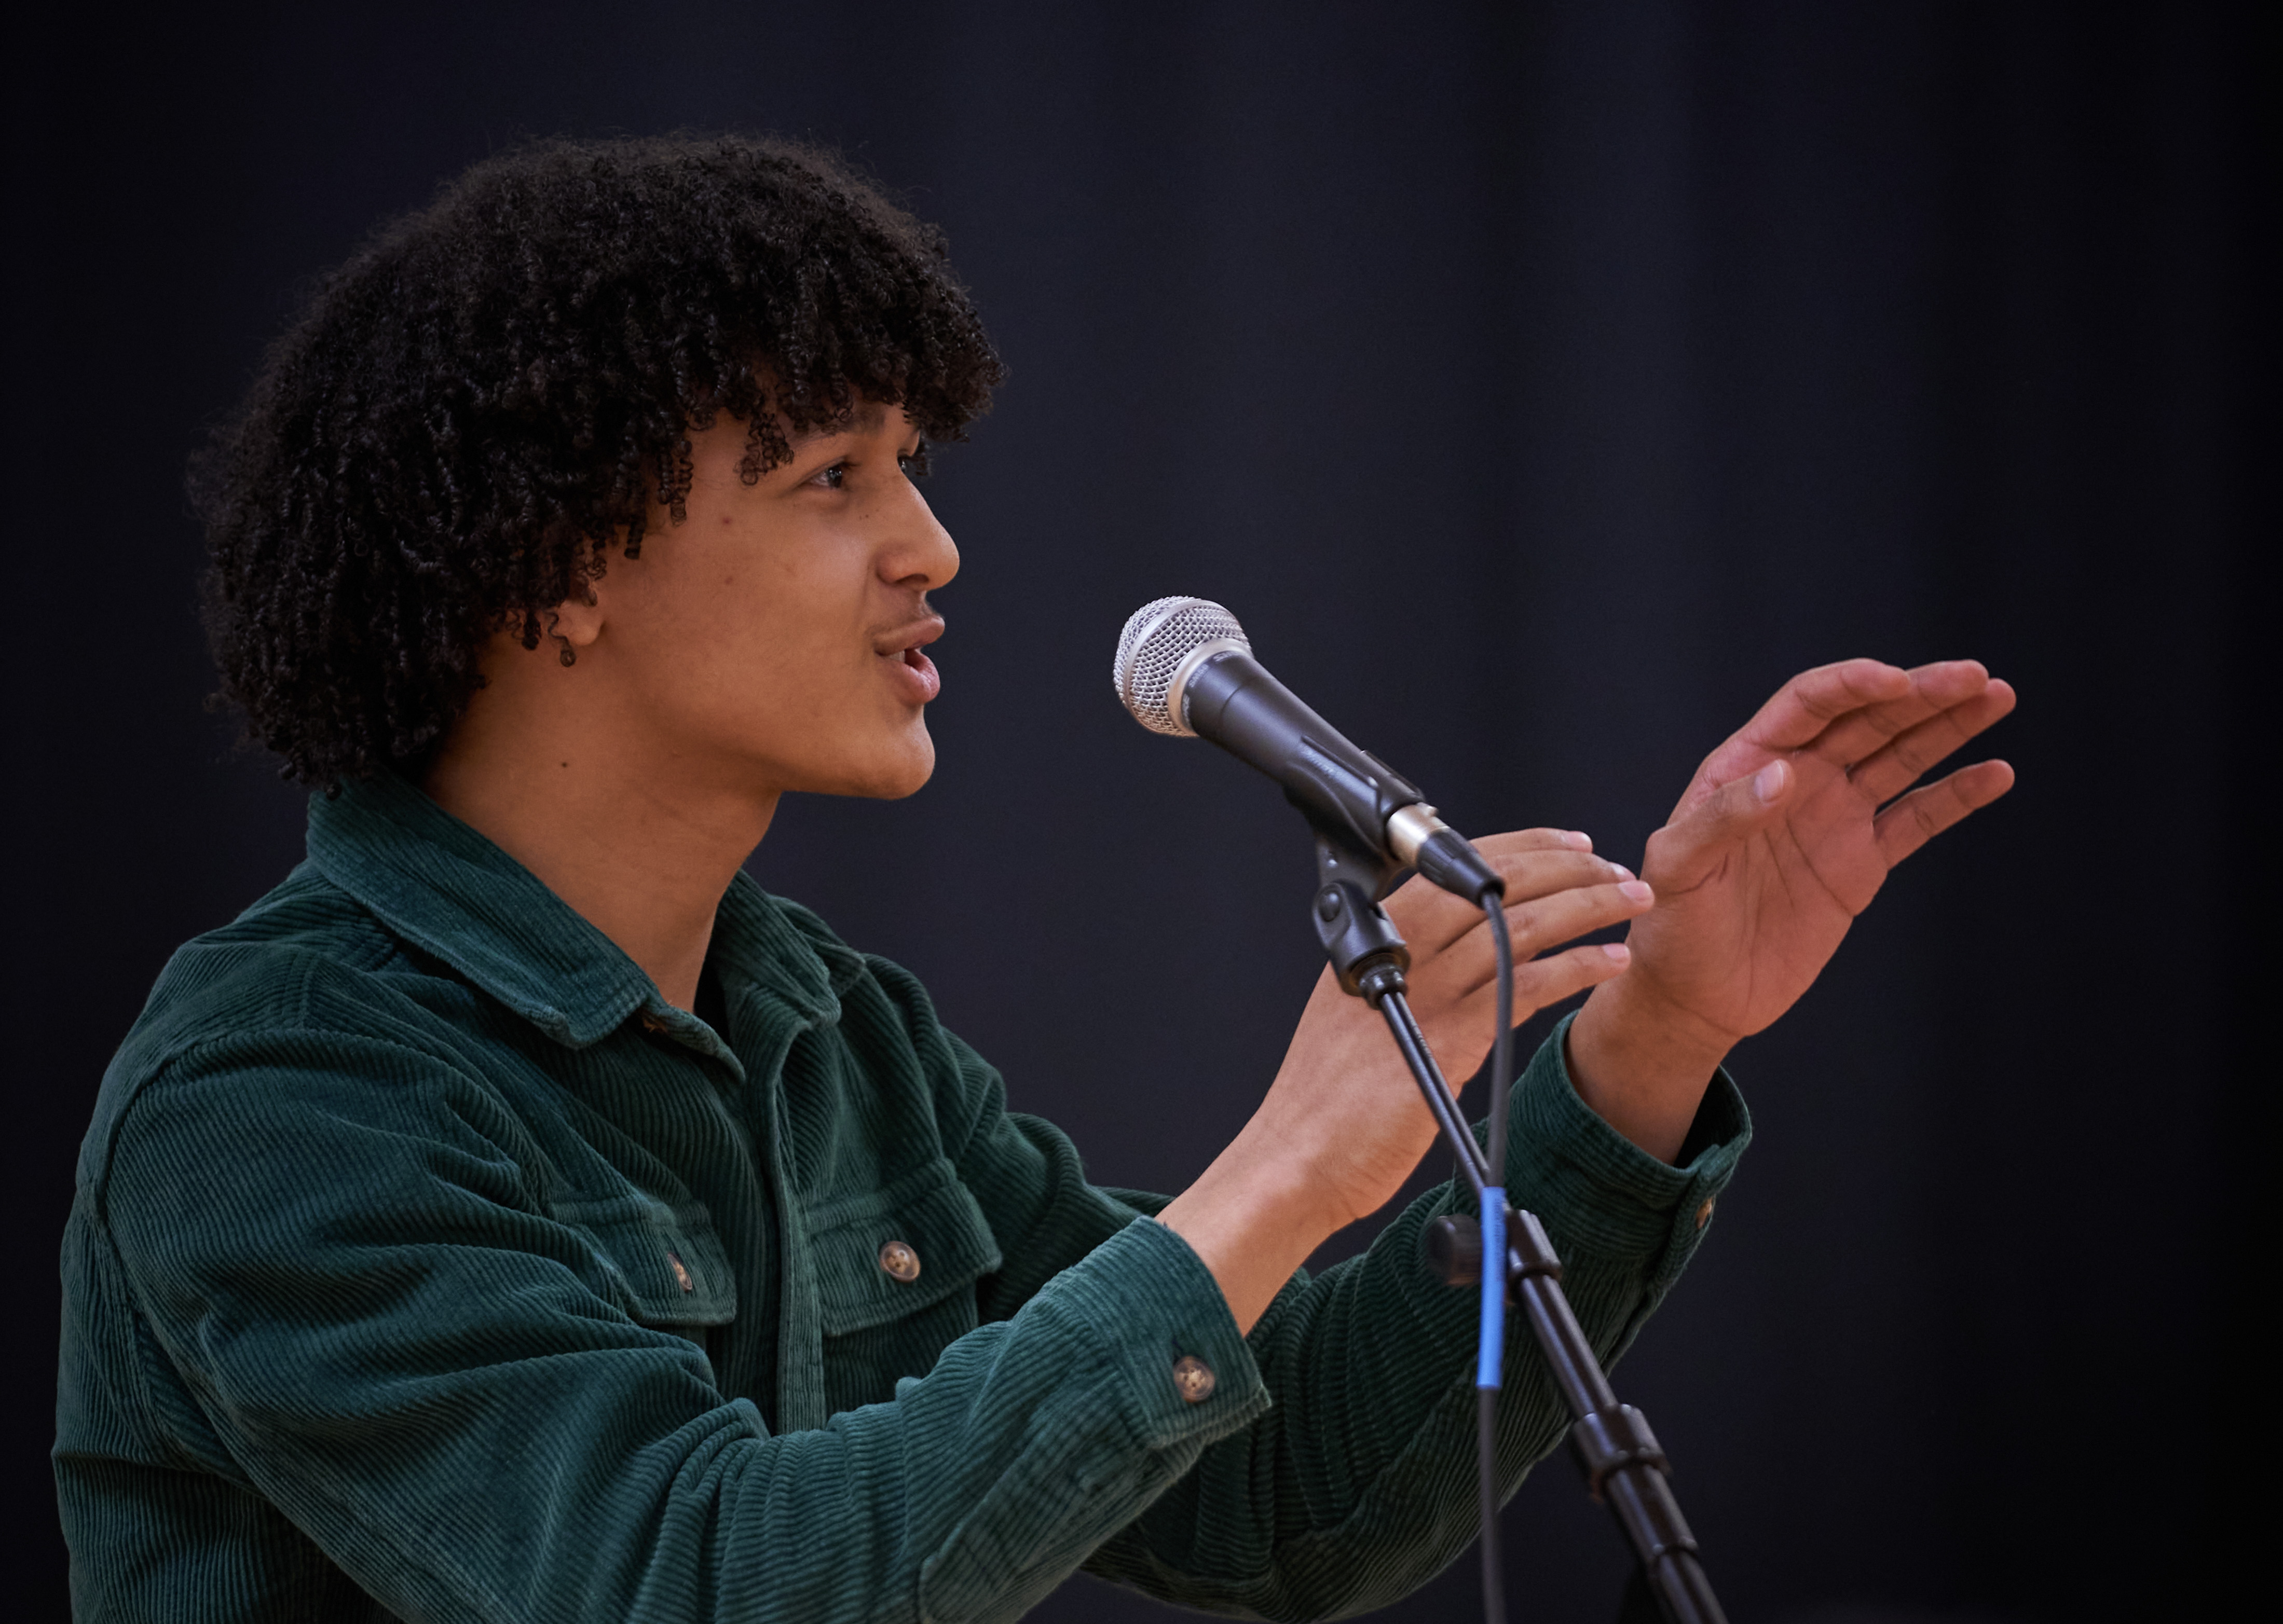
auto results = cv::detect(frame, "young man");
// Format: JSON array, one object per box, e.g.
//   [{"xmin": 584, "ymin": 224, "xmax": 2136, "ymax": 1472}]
[{"xmin": 56, "ymin": 136, "xmax": 2014, "ymax": 1621}]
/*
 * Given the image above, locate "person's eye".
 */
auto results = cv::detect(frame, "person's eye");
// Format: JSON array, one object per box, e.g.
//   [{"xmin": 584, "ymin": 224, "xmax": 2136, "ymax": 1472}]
[
  {"xmin": 809, "ymin": 460, "xmax": 849, "ymax": 491},
  {"xmin": 898, "ymin": 443, "xmax": 932, "ymax": 480}
]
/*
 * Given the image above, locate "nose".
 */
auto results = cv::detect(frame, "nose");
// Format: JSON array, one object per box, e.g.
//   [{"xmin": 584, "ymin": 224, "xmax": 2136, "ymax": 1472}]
[{"xmin": 879, "ymin": 479, "xmax": 959, "ymax": 594}]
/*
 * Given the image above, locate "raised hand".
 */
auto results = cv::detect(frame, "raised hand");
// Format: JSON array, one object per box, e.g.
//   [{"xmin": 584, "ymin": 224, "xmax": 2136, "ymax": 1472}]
[
  {"xmin": 1568, "ymin": 658, "xmax": 2016, "ymax": 1161},
  {"xmin": 1267, "ymin": 831, "xmax": 1655, "ymax": 1223},
  {"xmin": 1159, "ymin": 831, "xmax": 1651, "ymax": 1330}
]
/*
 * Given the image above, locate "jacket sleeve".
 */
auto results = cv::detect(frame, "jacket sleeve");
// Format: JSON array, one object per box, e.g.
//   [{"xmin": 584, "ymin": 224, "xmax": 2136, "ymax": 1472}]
[
  {"xmin": 933, "ymin": 1011, "xmax": 1749, "ymax": 1622},
  {"xmin": 90, "ymin": 1026, "xmax": 1273, "ymax": 1624}
]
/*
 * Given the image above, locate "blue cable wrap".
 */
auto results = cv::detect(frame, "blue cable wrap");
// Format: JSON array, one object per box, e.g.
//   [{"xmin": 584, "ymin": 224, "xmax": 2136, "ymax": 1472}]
[{"xmin": 1475, "ymin": 1187, "xmax": 1507, "ymax": 1390}]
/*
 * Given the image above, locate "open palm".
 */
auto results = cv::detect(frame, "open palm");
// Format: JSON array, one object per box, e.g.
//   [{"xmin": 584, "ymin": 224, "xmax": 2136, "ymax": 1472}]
[{"xmin": 1623, "ymin": 658, "xmax": 2017, "ymax": 1046}]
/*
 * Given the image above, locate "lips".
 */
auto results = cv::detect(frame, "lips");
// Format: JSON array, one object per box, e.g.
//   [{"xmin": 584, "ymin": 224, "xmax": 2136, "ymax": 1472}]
[
  {"xmin": 877, "ymin": 616, "xmax": 944, "ymax": 704},
  {"xmin": 898, "ymin": 644, "xmax": 941, "ymax": 702}
]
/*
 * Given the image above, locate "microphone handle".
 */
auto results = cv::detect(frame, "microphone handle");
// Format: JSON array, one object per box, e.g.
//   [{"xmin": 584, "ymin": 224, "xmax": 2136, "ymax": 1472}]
[
  {"xmin": 1182, "ymin": 651, "xmax": 1502, "ymax": 901},
  {"xmin": 1182, "ymin": 650, "xmax": 1426, "ymax": 872}
]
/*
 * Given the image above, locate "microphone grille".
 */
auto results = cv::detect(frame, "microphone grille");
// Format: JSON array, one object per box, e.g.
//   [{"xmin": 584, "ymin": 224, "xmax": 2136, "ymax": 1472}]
[{"xmin": 1114, "ymin": 596, "xmax": 1252, "ymax": 736}]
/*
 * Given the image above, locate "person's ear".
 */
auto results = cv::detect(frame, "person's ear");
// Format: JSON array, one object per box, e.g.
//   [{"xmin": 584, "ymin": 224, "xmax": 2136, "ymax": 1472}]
[{"xmin": 543, "ymin": 586, "xmax": 606, "ymax": 666}]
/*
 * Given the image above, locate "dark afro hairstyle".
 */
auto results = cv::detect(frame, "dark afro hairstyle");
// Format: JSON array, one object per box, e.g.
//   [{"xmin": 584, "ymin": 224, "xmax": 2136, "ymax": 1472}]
[{"xmin": 195, "ymin": 133, "xmax": 1005, "ymax": 789}]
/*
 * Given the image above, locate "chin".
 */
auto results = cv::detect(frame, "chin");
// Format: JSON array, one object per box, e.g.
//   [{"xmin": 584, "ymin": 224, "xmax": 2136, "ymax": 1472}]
[
  {"xmin": 860, "ymin": 768, "xmax": 935, "ymax": 801},
  {"xmin": 839, "ymin": 738, "xmax": 937, "ymax": 801},
  {"xmin": 768, "ymin": 716, "xmax": 937, "ymax": 802}
]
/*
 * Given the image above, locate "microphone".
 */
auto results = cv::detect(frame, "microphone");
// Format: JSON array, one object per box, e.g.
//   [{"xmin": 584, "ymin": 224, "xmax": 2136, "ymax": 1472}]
[{"xmin": 1113, "ymin": 597, "xmax": 1502, "ymax": 902}]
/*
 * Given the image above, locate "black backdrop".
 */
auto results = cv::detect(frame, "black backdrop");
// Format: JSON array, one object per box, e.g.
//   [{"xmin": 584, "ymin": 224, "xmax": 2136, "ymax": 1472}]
[{"xmin": 4, "ymin": 4, "xmax": 2266, "ymax": 1620}]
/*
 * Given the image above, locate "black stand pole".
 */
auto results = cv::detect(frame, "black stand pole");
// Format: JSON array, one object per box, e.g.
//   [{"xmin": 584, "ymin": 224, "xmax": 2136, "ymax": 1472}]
[{"xmin": 1307, "ymin": 839, "xmax": 1728, "ymax": 1624}]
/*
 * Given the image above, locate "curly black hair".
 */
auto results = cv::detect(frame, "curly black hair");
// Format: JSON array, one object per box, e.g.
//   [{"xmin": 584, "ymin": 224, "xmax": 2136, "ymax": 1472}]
[{"xmin": 195, "ymin": 133, "xmax": 1005, "ymax": 788}]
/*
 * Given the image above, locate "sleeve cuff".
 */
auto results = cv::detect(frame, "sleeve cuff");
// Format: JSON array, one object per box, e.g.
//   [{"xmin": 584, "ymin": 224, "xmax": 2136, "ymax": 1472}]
[
  {"xmin": 1500, "ymin": 1013, "xmax": 1753, "ymax": 1289},
  {"xmin": 1051, "ymin": 1216, "xmax": 1272, "ymax": 1453}
]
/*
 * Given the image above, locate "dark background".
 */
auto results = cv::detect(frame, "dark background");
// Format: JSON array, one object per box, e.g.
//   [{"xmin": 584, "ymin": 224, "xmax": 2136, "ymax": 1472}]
[{"xmin": 4, "ymin": 2, "xmax": 2267, "ymax": 1619}]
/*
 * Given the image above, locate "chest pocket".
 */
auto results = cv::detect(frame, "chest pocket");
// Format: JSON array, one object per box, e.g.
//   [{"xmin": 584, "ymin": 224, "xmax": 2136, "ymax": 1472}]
[
  {"xmin": 809, "ymin": 1159, "xmax": 1002, "ymax": 1337},
  {"xmin": 556, "ymin": 1194, "xmax": 739, "ymax": 1327}
]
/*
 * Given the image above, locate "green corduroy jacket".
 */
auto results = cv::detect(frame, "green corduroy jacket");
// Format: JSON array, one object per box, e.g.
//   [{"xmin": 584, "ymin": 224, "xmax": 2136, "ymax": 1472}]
[{"xmin": 54, "ymin": 773, "xmax": 1748, "ymax": 1622}]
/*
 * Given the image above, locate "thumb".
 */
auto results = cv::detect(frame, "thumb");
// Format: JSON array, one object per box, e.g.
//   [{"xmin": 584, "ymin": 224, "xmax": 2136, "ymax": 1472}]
[{"xmin": 1650, "ymin": 759, "xmax": 1793, "ymax": 888}]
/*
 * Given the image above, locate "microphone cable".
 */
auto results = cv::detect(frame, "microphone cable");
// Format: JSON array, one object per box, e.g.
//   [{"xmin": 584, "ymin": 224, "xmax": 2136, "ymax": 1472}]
[{"xmin": 1476, "ymin": 887, "xmax": 1518, "ymax": 1624}]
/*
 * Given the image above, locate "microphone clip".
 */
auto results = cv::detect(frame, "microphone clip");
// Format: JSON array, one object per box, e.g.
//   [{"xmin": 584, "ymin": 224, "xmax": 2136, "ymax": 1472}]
[{"xmin": 1311, "ymin": 834, "xmax": 1412, "ymax": 1000}]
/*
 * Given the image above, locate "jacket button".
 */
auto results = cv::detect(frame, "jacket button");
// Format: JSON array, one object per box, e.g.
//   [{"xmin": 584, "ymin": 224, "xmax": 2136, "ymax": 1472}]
[
  {"xmin": 878, "ymin": 1240, "xmax": 922, "ymax": 1283},
  {"xmin": 1171, "ymin": 1355, "xmax": 1215, "ymax": 1404},
  {"xmin": 1694, "ymin": 1198, "xmax": 1716, "ymax": 1230}
]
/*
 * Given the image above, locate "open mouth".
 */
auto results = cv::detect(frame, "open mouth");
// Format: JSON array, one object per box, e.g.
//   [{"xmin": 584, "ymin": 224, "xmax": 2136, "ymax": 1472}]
[
  {"xmin": 879, "ymin": 618, "xmax": 944, "ymax": 703},
  {"xmin": 894, "ymin": 643, "xmax": 940, "ymax": 702}
]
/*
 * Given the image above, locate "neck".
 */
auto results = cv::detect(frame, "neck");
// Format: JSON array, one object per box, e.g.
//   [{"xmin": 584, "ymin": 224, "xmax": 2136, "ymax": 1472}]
[{"xmin": 422, "ymin": 682, "xmax": 776, "ymax": 1013}]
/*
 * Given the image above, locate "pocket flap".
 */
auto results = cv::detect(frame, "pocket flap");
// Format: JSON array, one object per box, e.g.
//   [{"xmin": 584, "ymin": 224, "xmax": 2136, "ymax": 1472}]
[
  {"xmin": 556, "ymin": 1195, "xmax": 739, "ymax": 1327},
  {"xmin": 810, "ymin": 1160, "xmax": 1002, "ymax": 1337}
]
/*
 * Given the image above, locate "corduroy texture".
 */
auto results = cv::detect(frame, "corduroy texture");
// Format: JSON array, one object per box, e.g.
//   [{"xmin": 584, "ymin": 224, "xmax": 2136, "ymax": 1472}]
[{"xmin": 55, "ymin": 774, "xmax": 1748, "ymax": 1622}]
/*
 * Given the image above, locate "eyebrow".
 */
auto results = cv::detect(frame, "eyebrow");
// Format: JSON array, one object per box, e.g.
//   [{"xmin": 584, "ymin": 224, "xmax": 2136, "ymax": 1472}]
[{"xmin": 790, "ymin": 402, "xmax": 889, "ymax": 446}]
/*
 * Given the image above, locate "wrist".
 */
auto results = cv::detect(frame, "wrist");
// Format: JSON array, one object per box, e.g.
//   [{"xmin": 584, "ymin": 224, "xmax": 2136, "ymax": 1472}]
[
  {"xmin": 1567, "ymin": 978, "xmax": 1734, "ymax": 1164},
  {"xmin": 1580, "ymin": 972, "xmax": 1734, "ymax": 1075},
  {"xmin": 1205, "ymin": 1122, "xmax": 1349, "ymax": 1247},
  {"xmin": 1157, "ymin": 1131, "xmax": 1341, "ymax": 1334}
]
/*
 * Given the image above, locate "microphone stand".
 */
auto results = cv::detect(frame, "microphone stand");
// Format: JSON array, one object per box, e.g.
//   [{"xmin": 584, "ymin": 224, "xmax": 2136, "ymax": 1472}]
[{"xmin": 1307, "ymin": 835, "xmax": 1728, "ymax": 1624}]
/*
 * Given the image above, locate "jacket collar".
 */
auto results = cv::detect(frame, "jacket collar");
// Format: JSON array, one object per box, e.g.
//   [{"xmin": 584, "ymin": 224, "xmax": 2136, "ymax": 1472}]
[{"xmin": 306, "ymin": 774, "xmax": 856, "ymax": 1048}]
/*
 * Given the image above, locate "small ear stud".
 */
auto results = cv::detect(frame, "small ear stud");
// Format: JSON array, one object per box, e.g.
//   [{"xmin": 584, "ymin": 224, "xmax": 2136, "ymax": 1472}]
[{"xmin": 558, "ymin": 643, "xmax": 577, "ymax": 667}]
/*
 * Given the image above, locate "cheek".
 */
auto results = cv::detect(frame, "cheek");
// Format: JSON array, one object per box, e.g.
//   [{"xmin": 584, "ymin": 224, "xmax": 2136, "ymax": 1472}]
[
  {"xmin": 687, "ymin": 559, "xmax": 853, "ymax": 708},
  {"xmin": 609, "ymin": 515, "xmax": 877, "ymax": 736},
  {"xmin": 646, "ymin": 534, "xmax": 783, "ymax": 639}
]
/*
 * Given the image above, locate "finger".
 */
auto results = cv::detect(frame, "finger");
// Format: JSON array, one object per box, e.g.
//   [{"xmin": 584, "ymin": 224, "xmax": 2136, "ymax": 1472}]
[
  {"xmin": 1646, "ymin": 758, "xmax": 1795, "ymax": 890},
  {"xmin": 1388, "ymin": 846, "xmax": 1628, "ymax": 954},
  {"xmin": 1426, "ymin": 878, "xmax": 1655, "ymax": 1000},
  {"xmin": 1505, "ymin": 877, "xmax": 1655, "ymax": 961},
  {"xmin": 1737, "ymin": 659, "xmax": 1913, "ymax": 753},
  {"xmin": 1471, "ymin": 827, "xmax": 1598, "ymax": 858},
  {"xmin": 1848, "ymin": 679, "xmax": 2017, "ymax": 807},
  {"xmin": 1811, "ymin": 659, "xmax": 1994, "ymax": 770},
  {"xmin": 1393, "ymin": 851, "xmax": 1631, "ymax": 957},
  {"xmin": 1871, "ymin": 758, "xmax": 2016, "ymax": 866},
  {"xmin": 1445, "ymin": 942, "xmax": 1633, "ymax": 1067}
]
